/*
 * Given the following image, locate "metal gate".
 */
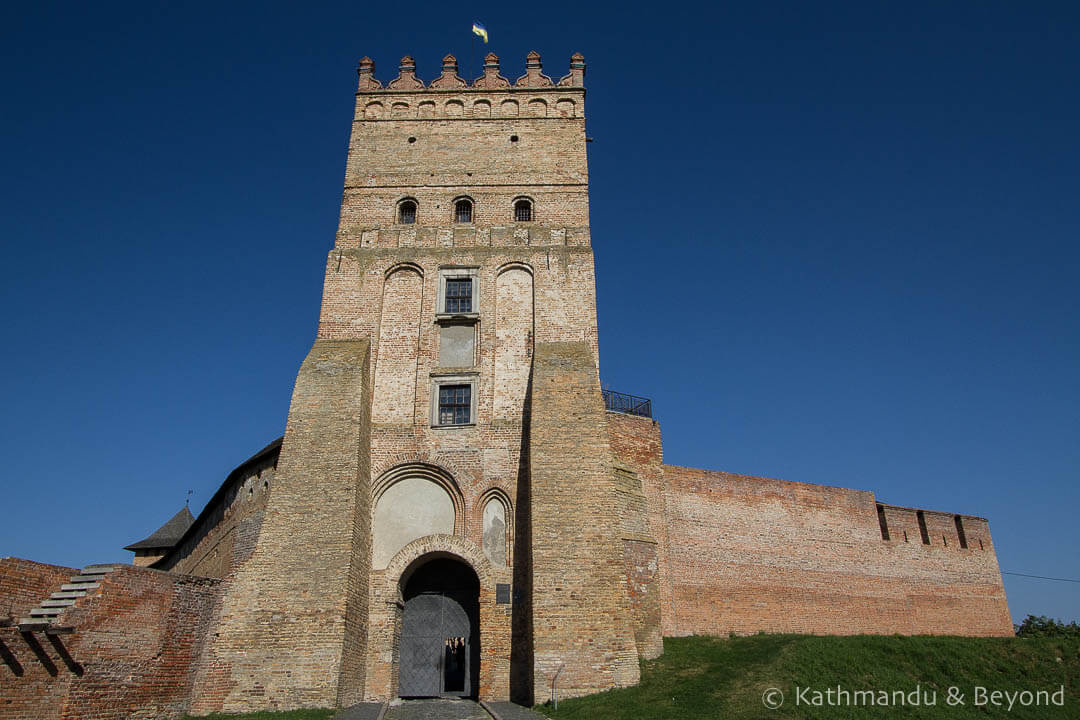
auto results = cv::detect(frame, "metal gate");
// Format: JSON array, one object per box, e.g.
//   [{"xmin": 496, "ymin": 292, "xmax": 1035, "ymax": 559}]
[{"xmin": 398, "ymin": 588, "xmax": 475, "ymax": 697}]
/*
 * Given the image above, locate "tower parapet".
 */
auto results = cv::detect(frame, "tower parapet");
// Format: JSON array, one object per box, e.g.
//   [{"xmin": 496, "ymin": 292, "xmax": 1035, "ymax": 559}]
[{"xmin": 355, "ymin": 51, "xmax": 585, "ymax": 95}]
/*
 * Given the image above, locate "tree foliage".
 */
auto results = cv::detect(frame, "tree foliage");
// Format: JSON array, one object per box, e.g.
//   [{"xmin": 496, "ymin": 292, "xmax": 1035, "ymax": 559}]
[{"xmin": 1015, "ymin": 614, "xmax": 1080, "ymax": 638}]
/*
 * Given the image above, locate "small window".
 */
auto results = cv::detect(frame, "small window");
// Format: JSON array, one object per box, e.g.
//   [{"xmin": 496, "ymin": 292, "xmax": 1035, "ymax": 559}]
[
  {"xmin": 513, "ymin": 199, "xmax": 532, "ymax": 222},
  {"xmin": 398, "ymin": 199, "xmax": 417, "ymax": 224},
  {"xmin": 445, "ymin": 278, "xmax": 472, "ymax": 313},
  {"xmin": 454, "ymin": 199, "xmax": 473, "ymax": 224},
  {"xmin": 438, "ymin": 384, "xmax": 471, "ymax": 425}
]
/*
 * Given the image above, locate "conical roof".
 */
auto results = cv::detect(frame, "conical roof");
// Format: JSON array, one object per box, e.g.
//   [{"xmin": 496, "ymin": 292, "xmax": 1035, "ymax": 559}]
[{"xmin": 124, "ymin": 506, "xmax": 195, "ymax": 551}]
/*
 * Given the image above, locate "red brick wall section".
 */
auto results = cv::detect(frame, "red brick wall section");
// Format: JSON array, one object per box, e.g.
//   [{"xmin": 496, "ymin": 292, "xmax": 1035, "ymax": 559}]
[
  {"xmin": 0, "ymin": 558, "xmax": 74, "ymax": 622},
  {"xmin": 0, "ymin": 564, "xmax": 220, "ymax": 720},
  {"xmin": 661, "ymin": 465, "xmax": 1013, "ymax": 637},
  {"xmin": 606, "ymin": 413, "xmax": 674, "ymax": 643}
]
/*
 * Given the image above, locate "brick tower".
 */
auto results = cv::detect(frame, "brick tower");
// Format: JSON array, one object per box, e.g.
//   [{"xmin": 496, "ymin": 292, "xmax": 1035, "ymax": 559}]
[{"xmin": 189, "ymin": 51, "xmax": 649, "ymax": 712}]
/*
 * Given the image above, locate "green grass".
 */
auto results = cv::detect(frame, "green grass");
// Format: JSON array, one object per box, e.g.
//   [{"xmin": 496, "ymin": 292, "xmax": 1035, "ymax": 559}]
[
  {"xmin": 534, "ymin": 634, "xmax": 1080, "ymax": 719},
  {"xmin": 180, "ymin": 710, "xmax": 334, "ymax": 720}
]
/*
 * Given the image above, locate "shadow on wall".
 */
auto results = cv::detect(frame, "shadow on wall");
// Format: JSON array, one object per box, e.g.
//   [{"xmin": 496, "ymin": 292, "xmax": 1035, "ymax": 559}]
[{"xmin": 510, "ymin": 370, "xmax": 534, "ymax": 705}]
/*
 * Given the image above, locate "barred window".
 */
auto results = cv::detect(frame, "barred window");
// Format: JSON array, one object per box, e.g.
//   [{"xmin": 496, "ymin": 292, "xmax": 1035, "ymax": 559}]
[
  {"xmin": 454, "ymin": 199, "xmax": 473, "ymax": 224},
  {"xmin": 444, "ymin": 278, "xmax": 472, "ymax": 313},
  {"xmin": 398, "ymin": 200, "xmax": 417, "ymax": 224},
  {"xmin": 438, "ymin": 384, "xmax": 471, "ymax": 425},
  {"xmin": 513, "ymin": 199, "xmax": 532, "ymax": 222}
]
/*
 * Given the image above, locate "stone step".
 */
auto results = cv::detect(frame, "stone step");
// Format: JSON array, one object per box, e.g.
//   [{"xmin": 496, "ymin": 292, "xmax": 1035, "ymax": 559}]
[
  {"xmin": 18, "ymin": 618, "xmax": 52, "ymax": 629},
  {"xmin": 29, "ymin": 607, "xmax": 62, "ymax": 617},
  {"xmin": 50, "ymin": 591, "xmax": 87, "ymax": 600},
  {"xmin": 82, "ymin": 564, "xmax": 117, "ymax": 572},
  {"xmin": 40, "ymin": 599, "xmax": 76, "ymax": 608},
  {"xmin": 61, "ymin": 583, "xmax": 99, "ymax": 592},
  {"xmin": 70, "ymin": 574, "xmax": 106, "ymax": 584}
]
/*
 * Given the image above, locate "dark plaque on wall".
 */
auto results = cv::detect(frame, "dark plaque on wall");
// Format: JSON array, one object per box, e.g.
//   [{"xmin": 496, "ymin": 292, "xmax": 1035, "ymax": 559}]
[{"xmin": 496, "ymin": 583, "xmax": 511, "ymax": 604}]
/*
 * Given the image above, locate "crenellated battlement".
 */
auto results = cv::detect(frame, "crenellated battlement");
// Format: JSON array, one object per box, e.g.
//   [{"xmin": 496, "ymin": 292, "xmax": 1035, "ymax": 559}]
[{"xmin": 356, "ymin": 51, "xmax": 585, "ymax": 94}]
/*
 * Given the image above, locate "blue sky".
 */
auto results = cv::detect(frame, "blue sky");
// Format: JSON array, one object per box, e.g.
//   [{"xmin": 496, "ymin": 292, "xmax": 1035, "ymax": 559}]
[{"xmin": 1, "ymin": 1, "xmax": 1076, "ymax": 625}]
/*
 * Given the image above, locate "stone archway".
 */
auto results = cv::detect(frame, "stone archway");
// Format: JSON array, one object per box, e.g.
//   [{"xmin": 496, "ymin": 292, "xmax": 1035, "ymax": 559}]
[
  {"xmin": 398, "ymin": 557, "xmax": 479, "ymax": 697},
  {"xmin": 365, "ymin": 535, "xmax": 511, "ymax": 702}
]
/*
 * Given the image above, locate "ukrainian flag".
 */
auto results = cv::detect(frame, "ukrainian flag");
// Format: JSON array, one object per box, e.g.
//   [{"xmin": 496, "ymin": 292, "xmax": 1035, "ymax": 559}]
[{"xmin": 472, "ymin": 22, "xmax": 489, "ymax": 44}]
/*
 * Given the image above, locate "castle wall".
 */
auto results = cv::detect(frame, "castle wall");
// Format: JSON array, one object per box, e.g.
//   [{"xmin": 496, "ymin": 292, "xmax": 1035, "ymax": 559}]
[
  {"xmin": 661, "ymin": 464, "xmax": 1013, "ymax": 637},
  {"xmin": 0, "ymin": 564, "xmax": 219, "ymax": 720},
  {"xmin": 529, "ymin": 342, "xmax": 640, "ymax": 701},
  {"xmin": 606, "ymin": 412, "xmax": 671, "ymax": 656},
  {"xmin": 0, "ymin": 558, "xmax": 73, "ymax": 622},
  {"xmin": 162, "ymin": 459, "xmax": 277, "ymax": 579},
  {"xmin": 189, "ymin": 339, "xmax": 373, "ymax": 713}
]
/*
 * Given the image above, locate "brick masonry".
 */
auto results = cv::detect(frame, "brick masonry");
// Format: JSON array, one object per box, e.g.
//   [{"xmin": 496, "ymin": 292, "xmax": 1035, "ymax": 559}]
[
  {"xmin": 0, "ymin": 562, "xmax": 219, "ymax": 720},
  {"xmin": 661, "ymin": 465, "xmax": 1012, "ymax": 637},
  {"xmin": 0, "ymin": 49, "xmax": 1014, "ymax": 718},
  {"xmin": 529, "ymin": 342, "xmax": 641, "ymax": 701}
]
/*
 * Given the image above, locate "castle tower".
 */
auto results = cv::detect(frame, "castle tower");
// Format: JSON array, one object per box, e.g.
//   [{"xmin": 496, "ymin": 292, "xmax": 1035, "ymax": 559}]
[{"xmin": 190, "ymin": 51, "xmax": 644, "ymax": 712}]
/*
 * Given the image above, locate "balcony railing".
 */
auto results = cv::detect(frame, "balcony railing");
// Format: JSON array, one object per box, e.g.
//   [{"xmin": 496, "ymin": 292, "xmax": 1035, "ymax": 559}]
[{"xmin": 602, "ymin": 389, "xmax": 652, "ymax": 418}]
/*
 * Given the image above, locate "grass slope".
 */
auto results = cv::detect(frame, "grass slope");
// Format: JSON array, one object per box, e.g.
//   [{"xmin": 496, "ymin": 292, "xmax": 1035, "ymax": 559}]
[{"xmin": 535, "ymin": 635, "xmax": 1080, "ymax": 719}]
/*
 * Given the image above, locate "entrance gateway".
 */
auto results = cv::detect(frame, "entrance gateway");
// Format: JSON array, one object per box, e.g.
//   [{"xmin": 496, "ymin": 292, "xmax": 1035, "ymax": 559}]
[{"xmin": 398, "ymin": 557, "xmax": 480, "ymax": 698}]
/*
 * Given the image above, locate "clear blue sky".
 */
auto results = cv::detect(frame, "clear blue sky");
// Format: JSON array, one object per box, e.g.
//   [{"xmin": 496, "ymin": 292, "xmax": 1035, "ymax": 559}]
[{"xmin": 2, "ymin": 1, "xmax": 1076, "ymax": 625}]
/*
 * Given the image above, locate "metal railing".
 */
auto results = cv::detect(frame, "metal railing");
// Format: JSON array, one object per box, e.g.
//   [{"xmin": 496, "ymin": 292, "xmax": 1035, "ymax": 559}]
[{"xmin": 602, "ymin": 389, "xmax": 652, "ymax": 418}]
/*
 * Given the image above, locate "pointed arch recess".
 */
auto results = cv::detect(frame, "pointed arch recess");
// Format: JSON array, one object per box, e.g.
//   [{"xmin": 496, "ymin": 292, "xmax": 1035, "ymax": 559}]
[{"xmin": 477, "ymin": 488, "xmax": 513, "ymax": 567}]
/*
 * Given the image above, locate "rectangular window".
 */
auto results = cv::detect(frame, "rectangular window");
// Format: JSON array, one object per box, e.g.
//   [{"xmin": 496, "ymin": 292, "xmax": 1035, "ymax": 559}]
[
  {"xmin": 438, "ymin": 384, "xmax": 471, "ymax": 425},
  {"xmin": 445, "ymin": 278, "xmax": 472, "ymax": 313},
  {"xmin": 916, "ymin": 510, "xmax": 930, "ymax": 545}
]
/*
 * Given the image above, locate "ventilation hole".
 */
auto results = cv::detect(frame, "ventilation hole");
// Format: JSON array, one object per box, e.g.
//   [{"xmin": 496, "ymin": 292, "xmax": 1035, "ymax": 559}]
[
  {"xmin": 510, "ymin": 135, "xmax": 518, "ymax": 142},
  {"xmin": 408, "ymin": 137, "xmax": 416, "ymax": 143},
  {"xmin": 249, "ymin": 487, "xmax": 253, "ymax": 496},
  {"xmin": 264, "ymin": 480, "xmax": 269, "ymax": 489}
]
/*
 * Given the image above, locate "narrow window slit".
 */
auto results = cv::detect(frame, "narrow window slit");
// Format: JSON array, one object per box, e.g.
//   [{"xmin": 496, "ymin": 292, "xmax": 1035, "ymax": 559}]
[
  {"xmin": 876, "ymin": 504, "xmax": 890, "ymax": 541},
  {"xmin": 916, "ymin": 510, "xmax": 930, "ymax": 545},
  {"xmin": 954, "ymin": 515, "xmax": 968, "ymax": 549}
]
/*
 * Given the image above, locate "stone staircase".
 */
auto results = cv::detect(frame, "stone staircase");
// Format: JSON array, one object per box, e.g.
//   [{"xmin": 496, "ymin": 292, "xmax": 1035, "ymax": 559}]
[{"xmin": 17, "ymin": 564, "xmax": 117, "ymax": 632}]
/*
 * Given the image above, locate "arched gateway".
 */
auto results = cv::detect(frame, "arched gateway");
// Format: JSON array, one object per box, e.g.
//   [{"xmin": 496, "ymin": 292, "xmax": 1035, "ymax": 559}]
[{"xmin": 398, "ymin": 557, "xmax": 480, "ymax": 697}]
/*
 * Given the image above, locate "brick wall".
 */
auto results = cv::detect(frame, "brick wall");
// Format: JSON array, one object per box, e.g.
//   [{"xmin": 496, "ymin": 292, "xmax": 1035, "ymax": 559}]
[
  {"xmin": 0, "ymin": 564, "xmax": 219, "ymax": 720},
  {"xmin": 661, "ymin": 464, "xmax": 1013, "ymax": 637},
  {"xmin": 529, "ymin": 342, "xmax": 640, "ymax": 701},
  {"xmin": 0, "ymin": 558, "xmax": 73, "ymax": 623},
  {"xmin": 189, "ymin": 339, "xmax": 373, "ymax": 714},
  {"xmin": 606, "ymin": 413, "xmax": 672, "ymax": 653},
  {"xmin": 163, "ymin": 461, "xmax": 277, "ymax": 579}
]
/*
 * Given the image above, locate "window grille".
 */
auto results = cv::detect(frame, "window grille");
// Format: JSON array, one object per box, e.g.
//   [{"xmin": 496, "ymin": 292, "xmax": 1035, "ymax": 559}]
[
  {"xmin": 444, "ymin": 278, "xmax": 472, "ymax": 313},
  {"xmin": 455, "ymin": 199, "xmax": 472, "ymax": 223},
  {"xmin": 438, "ymin": 384, "xmax": 471, "ymax": 425},
  {"xmin": 399, "ymin": 200, "xmax": 417, "ymax": 224},
  {"xmin": 514, "ymin": 199, "xmax": 532, "ymax": 222}
]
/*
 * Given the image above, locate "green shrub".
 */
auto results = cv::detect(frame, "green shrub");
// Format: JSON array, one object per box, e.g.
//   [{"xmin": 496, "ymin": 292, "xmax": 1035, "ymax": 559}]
[{"xmin": 1015, "ymin": 615, "xmax": 1080, "ymax": 638}]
